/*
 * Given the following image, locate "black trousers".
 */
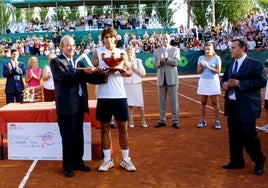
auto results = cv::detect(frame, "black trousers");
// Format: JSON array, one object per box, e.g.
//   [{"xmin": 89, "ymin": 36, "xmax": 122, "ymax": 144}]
[
  {"xmin": 57, "ymin": 97, "xmax": 86, "ymax": 169},
  {"xmin": 227, "ymin": 113, "xmax": 265, "ymax": 165}
]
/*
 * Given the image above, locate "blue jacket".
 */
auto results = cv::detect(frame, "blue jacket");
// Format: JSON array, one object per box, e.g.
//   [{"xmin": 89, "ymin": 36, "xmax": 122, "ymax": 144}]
[
  {"xmin": 221, "ymin": 57, "xmax": 267, "ymax": 118},
  {"xmin": 3, "ymin": 61, "xmax": 26, "ymax": 93}
]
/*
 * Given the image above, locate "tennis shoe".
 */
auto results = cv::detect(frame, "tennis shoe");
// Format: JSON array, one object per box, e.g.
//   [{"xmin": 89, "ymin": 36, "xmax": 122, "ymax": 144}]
[
  {"xmin": 142, "ymin": 124, "xmax": 148, "ymax": 128},
  {"xmin": 129, "ymin": 124, "xmax": 135, "ymax": 128},
  {"xmin": 197, "ymin": 120, "xmax": 207, "ymax": 128},
  {"xmin": 120, "ymin": 158, "xmax": 136, "ymax": 172},
  {"xmin": 215, "ymin": 120, "xmax": 222, "ymax": 130},
  {"xmin": 98, "ymin": 159, "xmax": 114, "ymax": 172}
]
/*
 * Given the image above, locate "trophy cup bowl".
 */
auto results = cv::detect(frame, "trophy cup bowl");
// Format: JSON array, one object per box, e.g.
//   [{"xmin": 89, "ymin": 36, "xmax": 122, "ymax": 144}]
[{"xmin": 101, "ymin": 52, "xmax": 124, "ymax": 68}]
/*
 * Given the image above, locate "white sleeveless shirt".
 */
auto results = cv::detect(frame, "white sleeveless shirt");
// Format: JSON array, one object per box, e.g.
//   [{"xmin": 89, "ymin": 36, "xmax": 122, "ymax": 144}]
[
  {"xmin": 96, "ymin": 46, "xmax": 127, "ymax": 99},
  {"xmin": 42, "ymin": 66, "xmax": 55, "ymax": 90}
]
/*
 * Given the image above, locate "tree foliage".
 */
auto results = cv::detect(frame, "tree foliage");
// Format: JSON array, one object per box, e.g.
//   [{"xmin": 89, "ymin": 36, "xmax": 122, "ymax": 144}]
[
  {"xmin": 54, "ymin": 6, "xmax": 65, "ymax": 20},
  {"xmin": 258, "ymin": 0, "xmax": 268, "ymax": 8},
  {"xmin": 0, "ymin": 3, "xmax": 12, "ymax": 33},
  {"xmin": 39, "ymin": 7, "xmax": 49, "ymax": 22},
  {"xmin": 190, "ymin": 0, "xmax": 255, "ymax": 28},
  {"xmin": 15, "ymin": 7, "xmax": 23, "ymax": 23},
  {"xmin": 190, "ymin": 0, "xmax": 211, "ymax": 27},
  {"xmin": 154, "ymin": 0, "xmax": 175, "ymax": 28},
  {"xmin": 68, "ymin": 7, "xmax": 79, "ymax": 21},
  {"xmin": 92, "ymin": 6, "xmax": 104, "ymax": 16},
  {"xmin": 144, "ymin": 5, "xmax": 153, "ymax": 18},
  {"xmin": 1, "ymin": 0, "xmax": 267, "ymax": 34},
  {"xmin": 215, "ymin": 0, "xmax": 254, "ymax": 26},
  {"xmin": 125, "ymin": 4, "xmax": 140, "ymax": 15}
]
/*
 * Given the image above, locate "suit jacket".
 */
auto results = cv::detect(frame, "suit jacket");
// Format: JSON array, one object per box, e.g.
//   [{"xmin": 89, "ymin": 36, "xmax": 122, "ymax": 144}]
[
  {"xmin": 153, "ymin": 46, "xmax": 180, "ymax": 86},
  {"xmin": 50, "ymin": 54, "xmax": 91, "ymax": 115},
  {"xmin": 3, "ymin": 61, "xmax": 25, "ymax": 93},
  {"xmin": 221, "ymin": 56, "xmax": 266, "ymax": 118}
]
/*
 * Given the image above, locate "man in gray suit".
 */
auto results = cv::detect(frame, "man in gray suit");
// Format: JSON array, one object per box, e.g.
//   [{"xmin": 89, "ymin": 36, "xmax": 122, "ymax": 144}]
[{"xmin": 153, "ymin": 33, "xmax": 180, "ymax": 129}]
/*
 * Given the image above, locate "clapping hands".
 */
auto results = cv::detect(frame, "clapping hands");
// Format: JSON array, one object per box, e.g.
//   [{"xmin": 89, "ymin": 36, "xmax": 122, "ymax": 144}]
[
  {"xmin": 200, "ymin": 61, "xmax": 209, "ymax": 68},
  {"xmin": 160, "ymin": 52, "xmax": 168, "ymax": 61}
]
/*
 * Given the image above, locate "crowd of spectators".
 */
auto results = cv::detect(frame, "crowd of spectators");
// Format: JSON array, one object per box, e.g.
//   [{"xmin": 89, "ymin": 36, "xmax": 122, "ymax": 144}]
[
  {"xmin": 1, "ymin": 9, "xmax": 268, "ymax": 58},
  {"xmin": 7, "ymin": 12, "xmax": 156, "ymax": 34}
]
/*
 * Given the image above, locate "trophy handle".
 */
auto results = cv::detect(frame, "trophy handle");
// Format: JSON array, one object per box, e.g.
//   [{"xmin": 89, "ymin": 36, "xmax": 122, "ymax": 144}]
[{"xmin": 75, "ymin": 53, "xmax": 94, "ymax": 68}]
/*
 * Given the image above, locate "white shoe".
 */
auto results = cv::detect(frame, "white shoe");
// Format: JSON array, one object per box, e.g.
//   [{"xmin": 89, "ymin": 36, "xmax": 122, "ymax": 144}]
[
  {"xmin": 215, "ymin": 120, "xmax": 222, "ymax": 130},
  {"xmin": 142, "ymin": 124, "xmax": 148, "ymax": 128},
  {"xmin": 98, "ymin": 159, "xmax": 114, "ymax": 171},
  {"xmin": 129, "ymin": 124, "xmax": 135, "ymax": 128},
  {"xmin": 197, "ymin": 120, "xmax": 207, "ymax": 128},
  {"xmin": 120, "ymin": 158, "xmax": 136, "ymax": 172}
]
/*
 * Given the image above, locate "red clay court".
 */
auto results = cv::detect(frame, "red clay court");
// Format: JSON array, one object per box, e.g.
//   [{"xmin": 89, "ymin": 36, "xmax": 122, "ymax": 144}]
[{"xmin": 0, "ymin": 75, "xmax": 268, "ymax": 188}]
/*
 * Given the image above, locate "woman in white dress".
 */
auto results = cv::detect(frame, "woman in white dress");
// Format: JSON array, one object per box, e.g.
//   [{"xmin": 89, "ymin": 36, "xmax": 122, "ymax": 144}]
[
  {"xmin": 197, "ymin": 43, "xmax": 222, "ymax": 130},
  {"xmin": 42, "ymin": 52, "xmax": 56, "ymax": 101},
  {"xmin": 124, "ymin": 46, "xmax": 147, "ymax": 128}
]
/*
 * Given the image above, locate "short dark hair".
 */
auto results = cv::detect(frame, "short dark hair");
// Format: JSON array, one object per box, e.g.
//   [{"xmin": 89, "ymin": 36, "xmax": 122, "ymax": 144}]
[
  {"xmin": 10, "ymin": 49, "xmax": 18, "ymax": 54},
  {"xmin": 231, "ymin": 38, "xmax": 248, "ymax": 52}
]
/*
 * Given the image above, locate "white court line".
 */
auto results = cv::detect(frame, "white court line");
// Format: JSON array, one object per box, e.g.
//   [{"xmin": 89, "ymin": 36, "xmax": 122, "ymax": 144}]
[
  {"xmin": 178, "ymin": 92, "xmax": 224, "ymax": 114},
  {"xmin": 16, "ymin": 75, "xmax": 221, "ymax": 187},
  {"xmin": 18, "ymin": 160, "xmax": 38, "ymax": 188},
  {"xmin": 145, "ymin": 75, "xmax": 224, "ymax": 114},
  {"xmin": 142, "ymin": 73, "xmax": 223, "ymax": 81},
  {"xmin": 178, "ymin": 81, "xmax": 225, "ymax": 114}
]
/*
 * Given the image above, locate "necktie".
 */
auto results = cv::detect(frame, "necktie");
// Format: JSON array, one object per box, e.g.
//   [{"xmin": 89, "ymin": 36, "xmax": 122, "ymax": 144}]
[
  {"xmin": 70, "ymin": 60, "xmax": 83, "ymax": 96},
  {"xmin": 228, "ymin": 60, "xmax": 238, "ymax": 99},
  {"xmin": 233, "ymin": 60, "xmax": 238, "ymax": 75},
  {"xmin": 78, "ymin": 82, "xmax": 83, "ymax": 96},
  {"xmin": 69, "ymin": 60, "xmax": 75, "ymax": 71}
]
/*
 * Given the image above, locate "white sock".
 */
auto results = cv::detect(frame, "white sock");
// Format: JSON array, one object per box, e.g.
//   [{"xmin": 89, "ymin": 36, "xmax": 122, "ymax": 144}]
[
  {"xmin": 103, "ymin": 149, "xmax": 111, "ymax": 162},
  {"xmin": 121, "ymin": 149, "xmax": 130, "ymax": 161}
]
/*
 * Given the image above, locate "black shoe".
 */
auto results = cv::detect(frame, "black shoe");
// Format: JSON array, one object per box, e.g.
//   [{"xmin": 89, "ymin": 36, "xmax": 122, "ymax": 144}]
[
  {"xmin": 110, "ymin": 123, "xmax": 117, "ymax": 129},
  {"xmin": 73, "ymin": 165, "xmax": 91, "ymax": 172},
  {"xmin": 222, "ymin": 162, "xmax": 245, "ymax": 169},
  {"xmin": 172, "ymin": 123, "xmax": 180, "ymax": 129},
  {"xmin": 254, "ymin": 157, "xmax": 265, "ymax": 175},
  {"xmin": 154, "ymin": 122, "xmax": 166, "ymax": 128},
  {"xmin": 64, "ymin": 168, "xmax": 74, "ymax": 177}
]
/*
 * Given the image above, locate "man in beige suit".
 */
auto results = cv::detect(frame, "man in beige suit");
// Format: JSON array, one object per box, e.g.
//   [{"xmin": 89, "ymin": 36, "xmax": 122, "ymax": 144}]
[{"xmin": 153, "ymin": 33, "xmax": 180, "ymax": 129}]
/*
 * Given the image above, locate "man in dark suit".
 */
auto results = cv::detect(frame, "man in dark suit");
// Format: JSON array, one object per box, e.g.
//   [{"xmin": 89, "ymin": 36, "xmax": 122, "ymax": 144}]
[
  {"xmin": 3, "ymin": 49, "xmax": 26, "ymax": 104},
  {"xmin": 221, "ymin": 38, "xmax": 266, "ymax": 175},
  {"xmin": 50, "ymin": 35, "xmax": 99, "ymax": 177}
]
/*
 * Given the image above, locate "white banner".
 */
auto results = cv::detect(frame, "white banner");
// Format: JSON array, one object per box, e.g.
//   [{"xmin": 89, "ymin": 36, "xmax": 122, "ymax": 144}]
[{"xmin": 7, "ymin": 122, "xmax": 91, "ymax": 160}]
